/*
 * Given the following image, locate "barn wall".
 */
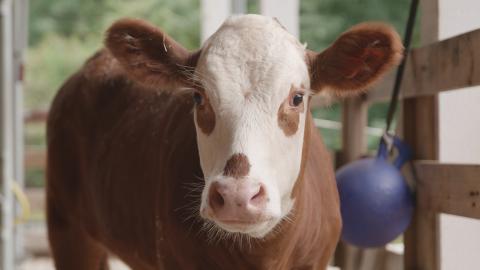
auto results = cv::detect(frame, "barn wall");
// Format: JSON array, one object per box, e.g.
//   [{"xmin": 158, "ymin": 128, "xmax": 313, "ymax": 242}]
[
  {"xmin": 438, "ymin": 0, "xmax": 480, "ymax": 164},
  {"xmin": 437, "ymin": 0, "xmax": 480, "ymax": 269}
]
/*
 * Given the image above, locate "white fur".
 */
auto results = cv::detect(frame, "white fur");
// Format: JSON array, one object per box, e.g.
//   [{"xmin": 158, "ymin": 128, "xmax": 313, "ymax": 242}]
[{"xmin": 194, "ymin": 15, "xmax": 310, "ymax": 238}]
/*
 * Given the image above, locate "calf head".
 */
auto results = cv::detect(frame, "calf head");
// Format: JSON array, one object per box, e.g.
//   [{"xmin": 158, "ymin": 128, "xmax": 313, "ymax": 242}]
[{"xmin": 106, "ymin": 15, "xmax": 402, "ymax": 238}]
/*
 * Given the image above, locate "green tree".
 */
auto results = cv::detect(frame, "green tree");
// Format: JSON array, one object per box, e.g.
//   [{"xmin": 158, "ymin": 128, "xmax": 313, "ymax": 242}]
[
  {"xmin": 29, "ymin": 0, "xmax": 111, "ymax": 46},
  {"xmin": 300, "ymin": 0, "xmax": 412, "ymax": 51},
  {"xmin": 26, "ymin": 0, "xmax": 200, "ymax": 110}
]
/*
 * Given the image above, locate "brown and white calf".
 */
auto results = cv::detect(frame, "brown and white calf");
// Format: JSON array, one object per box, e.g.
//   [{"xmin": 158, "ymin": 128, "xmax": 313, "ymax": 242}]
[{"xmin": 47, "ymin": 15, "xmax": 402, "ymax": 270}]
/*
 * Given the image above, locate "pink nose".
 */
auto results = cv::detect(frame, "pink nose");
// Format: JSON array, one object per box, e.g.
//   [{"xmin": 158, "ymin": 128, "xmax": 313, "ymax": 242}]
[{"xmin": 207, "ymin": 181, "xmax": 267, "ymax": 222}]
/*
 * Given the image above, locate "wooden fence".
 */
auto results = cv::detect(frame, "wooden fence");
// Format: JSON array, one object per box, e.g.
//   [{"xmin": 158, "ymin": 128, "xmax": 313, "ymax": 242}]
[
  {"xmin": 24, "ymin": 110, "xmax": 47, "ymax": 171},
  {"xmin": 335, "ymin": 0, "xmax": 480, "ymax": 269}
]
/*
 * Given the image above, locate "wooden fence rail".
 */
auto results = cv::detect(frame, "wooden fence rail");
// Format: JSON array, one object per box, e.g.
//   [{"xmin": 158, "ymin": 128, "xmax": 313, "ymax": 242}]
[
  {"xmin": 366, "ymin": 28, "xmax": 480, "ymax": 102},
  {"xmin": 312, "ymin": 27, "xmax": 480, "ymax": 107},
  {"xmin": 337, "ymin": 1, "xmax": 480, "ymax": 269},
  {"xmin": 413, "ymin": 161, "xmax": 480, "ymax": 220}
]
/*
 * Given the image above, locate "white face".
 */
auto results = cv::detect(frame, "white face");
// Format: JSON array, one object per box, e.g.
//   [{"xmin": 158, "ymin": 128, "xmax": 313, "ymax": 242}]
[
  {"xmin": 106, "ymin": 14, "xmax": 402, "ymax": 241},
  {"xmin": 193, "ymin": 15, "xmax": 310, "ymax": 238}
]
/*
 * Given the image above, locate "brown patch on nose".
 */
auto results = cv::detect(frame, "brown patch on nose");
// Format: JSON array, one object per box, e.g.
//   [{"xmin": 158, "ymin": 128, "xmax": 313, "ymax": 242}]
[
  {"xmin": 195, "ymin": 93, "xmax": 216, "ymax": 135},
  {"xmin": 223, "ymin": 153, "xmax": 250, "ymax": 178},
  {"xmin": 278, "ymin": 85, "xmax": 305, "ymax": 136}
]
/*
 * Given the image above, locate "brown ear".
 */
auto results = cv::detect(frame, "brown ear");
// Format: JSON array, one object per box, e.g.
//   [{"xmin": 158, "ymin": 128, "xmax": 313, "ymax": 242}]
[
  {"xmin": 105, "ymin": 18, "xmax": 200, "ymax": 89},
  {"xmin": 308, "ymin": 22, "xmax": 403, "ymax": 96}
]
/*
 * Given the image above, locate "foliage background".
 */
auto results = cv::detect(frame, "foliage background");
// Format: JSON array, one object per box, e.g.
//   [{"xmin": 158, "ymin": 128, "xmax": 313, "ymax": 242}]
[{"xmin": 25, "ymin": 0, "xmax": 414, "ymax": 186}]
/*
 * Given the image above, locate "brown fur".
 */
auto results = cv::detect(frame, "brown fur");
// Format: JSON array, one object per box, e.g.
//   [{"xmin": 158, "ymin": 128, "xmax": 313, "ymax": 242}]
[
  {"xmin": 195, "ymin": 94, "xmax": 216, "ymax": 135},
  {"xmin": 308, "ymin": 22, "xmax": 403, "ymax": 96},
  {"xmin": 223, "ymin": 153, "xmax": 251, "ymax": 178},
  {"xmin": 277, "ymin": 85, "xmax": 305, "ymax": 136},
  {"xmin": 105, "ymin": 18, "xmax": 201, "ymax": 89},
  {"xmin": 47, "ymin": 49, "xmax": 341, "ymax": 270},
  {"xmin": 47, "ymin": 18, "xmax": 401, "ymax": 270}
]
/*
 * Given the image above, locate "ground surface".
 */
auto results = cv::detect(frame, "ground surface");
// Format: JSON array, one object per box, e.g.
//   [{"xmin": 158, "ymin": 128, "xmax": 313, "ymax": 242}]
[
  {"xmin": 18, "ymin": 257, "xmax": 130, "ymax": 270},
  {"xmin": 19, "ymin": 258, "xmax": 339, "ymax": 270}
]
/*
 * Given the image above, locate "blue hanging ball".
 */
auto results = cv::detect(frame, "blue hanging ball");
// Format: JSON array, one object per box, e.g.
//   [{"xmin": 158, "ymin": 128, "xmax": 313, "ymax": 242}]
[{"xmin": 336, "ymin": 137, "xmax": 414, "ymax": 248}]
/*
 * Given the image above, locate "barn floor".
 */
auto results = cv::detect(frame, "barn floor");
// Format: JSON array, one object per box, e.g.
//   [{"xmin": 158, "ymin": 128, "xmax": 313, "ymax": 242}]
[
  {"xmin": 18, "ymin": 257, "xmax": 339, "ymax": 270},
  {"xmin": 18, "ymin": 257, "xmax": 130, "ymax": 270}
]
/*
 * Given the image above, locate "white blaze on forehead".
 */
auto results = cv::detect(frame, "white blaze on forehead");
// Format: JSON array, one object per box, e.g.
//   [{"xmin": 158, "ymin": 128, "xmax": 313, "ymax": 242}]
[
  {"xmin": 195, "ymin": 14, "xmax": 309, "ymax": 168},
  {"xmin": 198, "ymin": 14, "xmax": 309, "ymax": 100},
  {"xmin": 195, "ymin": 15, "xmax": 310, "ymax": 235}
]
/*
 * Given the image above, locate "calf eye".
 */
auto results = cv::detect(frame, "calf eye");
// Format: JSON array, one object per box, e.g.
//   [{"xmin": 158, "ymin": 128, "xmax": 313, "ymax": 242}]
[
  {"xmin": 291, "ymin": 93, "xmax": 304, "ymax": 107},
  {"xmin": 193, "ymin": 92, "xmax": 204, "ymax": 106}
]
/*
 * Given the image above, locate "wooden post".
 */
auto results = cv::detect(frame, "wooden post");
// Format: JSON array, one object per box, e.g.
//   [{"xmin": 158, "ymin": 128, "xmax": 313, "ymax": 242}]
[
  {"xmin": 260, "ymin": 0, "xmax": 299, "ymax": 37},
  {"xmin": 341, "ymin": 97, "xmax": 368, "ymax": 161},
  {"xmin": 232, "ymin": 0, "xmax": 246, "ymax": 14},
  {"xmin": 335, "ymin": 96, "xmax": 368, "ymax": 270},
  {"xmin": 0, "ymin": 0, "xmax": 16, "ymax": 269},
  {"xmin": 12, "ymin": 0, "xmax": 28, "ymax": 260},
  {"xmin": 200, "ymin": 0, "xmax": 231, "ymax": 42},
  {"xmin": 403, "ymin": 0, "xmax": 440, "ymax": 269}
]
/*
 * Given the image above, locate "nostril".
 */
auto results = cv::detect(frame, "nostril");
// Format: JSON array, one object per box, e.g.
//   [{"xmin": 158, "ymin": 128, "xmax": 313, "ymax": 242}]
[
  {"xmin": 208, "ymin": 182, "xmax": 225, "ymax": 211},
  {"xmin": 211, "ymin": 190, "xmax": 225, "ymax": 208},
  {"xmin": 250, "ymin": 185, "xmax": 267, "ymax": 206}
]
